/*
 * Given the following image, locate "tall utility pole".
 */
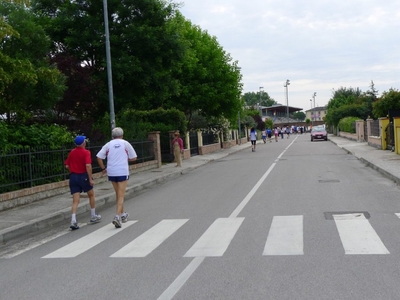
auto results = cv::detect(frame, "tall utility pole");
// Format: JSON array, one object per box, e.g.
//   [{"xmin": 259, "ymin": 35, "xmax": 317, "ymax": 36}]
[
  {"xmin": 312, "ymin": 92, "xmax": 317, "ymax": 109},
  {"xmin": 238, "ymin": 111, "xmax": 241, "ymax": 144},
  {"xmin": 310, "ymin": 99, "xmax": 313, "ymax": 127},
  {"xmin": 284, "ymin": 79, "xmax": 290, "ymax": 122},
  {"xmin": 103, "ymin": 0, "xmax": 116, "ymax": 133},
  {"xmin": 312, "ymin": 92, "xmax": 317, "ymax": 123},
  {"xmin": 259, "ymin": 86, "xmax": 264, "ymax": 116}
]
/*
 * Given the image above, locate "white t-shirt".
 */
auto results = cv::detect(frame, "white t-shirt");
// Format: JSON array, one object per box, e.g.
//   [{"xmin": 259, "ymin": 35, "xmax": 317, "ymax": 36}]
[
  {"xmin": 250, "ymin": 131, "xmax": 257, "ymax": 141},
  {"xmin": 96, "ymin": 139, "xmax": 137, "ymax": 176}
]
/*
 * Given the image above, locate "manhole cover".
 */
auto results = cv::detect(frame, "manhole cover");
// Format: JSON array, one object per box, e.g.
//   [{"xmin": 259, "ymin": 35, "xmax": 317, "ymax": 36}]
[{"xmin": 324, "ymin": 211, "xmax": 370, "ymax": 220}]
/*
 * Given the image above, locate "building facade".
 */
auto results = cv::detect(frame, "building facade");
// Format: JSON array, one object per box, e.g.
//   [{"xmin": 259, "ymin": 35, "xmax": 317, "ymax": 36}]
[{"xmin": 306, "ymin": 106, "xmax": 327, "ymax": 123}]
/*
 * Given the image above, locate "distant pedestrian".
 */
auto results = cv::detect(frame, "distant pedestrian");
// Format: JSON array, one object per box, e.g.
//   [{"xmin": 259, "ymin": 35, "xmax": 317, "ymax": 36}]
[
  {"xmin": 286, "ymin": 126, "xmax": 290, "ymax": 138},
  {"xmin": 172, "ymin": 131, "xmax": 184, "ymax": 167},
  {"xmin": 262, "ymin": 129, "xmax": 267, "ymax": 143},
  {"xmin": 250, "ymin": 127, "xmax": 257, "ymax": 151},
  {"xmin": 274, "ymin": 127, "xmax": 279, "ymax": 142},
  {"xmin": 267, "ymin": 128, "xmax": 272, "ymax": 142},
  {"xmin": 96, "ymin": 127, "xmax": 137, "ymax": 228},
  {"xmin": 64, "ymin": 135, "xmax": 101, "ymax": 230}
]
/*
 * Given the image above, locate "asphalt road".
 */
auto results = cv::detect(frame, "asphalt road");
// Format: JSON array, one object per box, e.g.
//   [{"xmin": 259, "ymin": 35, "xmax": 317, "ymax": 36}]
[{"xmin": 1, "ymin": 134, "xmax": 400, "ymax": 300}]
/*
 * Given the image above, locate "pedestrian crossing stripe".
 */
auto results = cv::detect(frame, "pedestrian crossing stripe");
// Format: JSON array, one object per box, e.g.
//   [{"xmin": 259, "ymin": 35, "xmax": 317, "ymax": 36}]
[
  {"xmin": 334, "ymin": 213, "xmax": 389, "ymax": 254},
  {"xmin": 38, "ymin": 213, "xmax": 400, "ymax": 259},
  {"xmin": 184, "ymin": 218, "xmax": 244, "ymax": 257},
  {"xmin": 263, "ymin": 215, "xmax": 303, "ymax": 255},
  {"xmin": 42, "ymin": 221, "xmax": 137, "ymax": 258},
  {"xmin": 110, "ymin": 219, "xmax": 188, "ymax": 258}
]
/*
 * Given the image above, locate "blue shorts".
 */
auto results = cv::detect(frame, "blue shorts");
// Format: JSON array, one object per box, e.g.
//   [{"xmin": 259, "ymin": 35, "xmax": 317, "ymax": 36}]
[
  {"xmin": 69, "ymin": 173, "xmax": 92, "ymax": 194},
  {"xmin": 108, "ymin": 175, "xmax": 129, "ymax": 182}
]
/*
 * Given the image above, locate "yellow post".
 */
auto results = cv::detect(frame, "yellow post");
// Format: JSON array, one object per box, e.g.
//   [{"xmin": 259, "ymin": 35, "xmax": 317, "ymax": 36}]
[
  {"xmin": 380, "ymin": 117, "xmax": 389, "ymax": 150},
  {"xmin": 394, "ymin": 117, "xmax": 400, "ymax": 154}
]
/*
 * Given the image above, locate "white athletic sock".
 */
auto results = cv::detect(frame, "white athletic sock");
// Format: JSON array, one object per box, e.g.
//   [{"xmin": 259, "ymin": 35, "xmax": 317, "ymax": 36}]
[
  {"xmin": 91, "ymin": 208, "xmax": 96, "ymax": 216},
  {"xmin": 71, "ymin": 214, "xmax": 77, "ymax": 223}
]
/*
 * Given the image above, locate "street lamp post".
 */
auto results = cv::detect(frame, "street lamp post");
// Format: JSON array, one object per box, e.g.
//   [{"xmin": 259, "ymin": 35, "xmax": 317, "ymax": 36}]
[
  {"xmin": 103, "ymin": 0, "xmax": 116, "ymax": 133},
  {"xmin": 284, "ymin": 79, "xmax": 290, "ymax": 123},
  {"xmin": 310, "ymin": 99, "xmax": 313, "ymax": 127},
  {"xmin": 259, "ymin": 86, "xmax": 264, "ymax": 117},
  {"xmin": 312, "ymin": 92, "xmax": 317, "ymax": 124},
  {"xmin": 238, "ymin": 111, "xmax": 241, "ymax": 144},
  {"xmin": 312, "ymin": 92, "xmax": 317, "ymax": 110}
]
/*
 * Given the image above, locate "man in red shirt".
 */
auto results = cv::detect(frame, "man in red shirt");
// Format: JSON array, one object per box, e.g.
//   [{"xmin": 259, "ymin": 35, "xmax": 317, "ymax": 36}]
[{"xmin": 65, "ymin": 135, "xmax": 101, "ymax": 230}]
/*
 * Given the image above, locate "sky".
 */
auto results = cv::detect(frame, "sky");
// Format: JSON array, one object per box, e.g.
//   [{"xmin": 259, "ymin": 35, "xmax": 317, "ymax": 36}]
[{"xmin": 179, "ymin": 0, "xmax": 400, "ymax": 111}]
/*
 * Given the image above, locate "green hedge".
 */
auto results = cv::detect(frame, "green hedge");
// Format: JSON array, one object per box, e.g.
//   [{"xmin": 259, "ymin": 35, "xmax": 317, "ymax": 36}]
[
  {"xmin": 0, "ymin": 123, "xmax": 74, "ymax": 151},
  {"xmin": 117, "ymin": 108, "xmax": 187, "ymax": 140},
  {"xmin": 338, "ymin": 117, "xmax": 359, "ymax": 133}
]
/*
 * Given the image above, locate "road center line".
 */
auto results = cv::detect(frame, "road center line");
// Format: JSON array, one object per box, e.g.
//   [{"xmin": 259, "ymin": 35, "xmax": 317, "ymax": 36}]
[
  {"xmin": 230, "ymin": 136, "xmax": 297, "ymax": 219},
  {"xmin": 157, "ymin": 138, "xmax": 297, "ymax": 300}
]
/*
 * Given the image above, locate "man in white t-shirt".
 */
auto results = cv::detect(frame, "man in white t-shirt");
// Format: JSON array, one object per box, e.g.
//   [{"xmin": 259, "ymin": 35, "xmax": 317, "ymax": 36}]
[{"xmin": 97, "ymin": 127, "xmax": 137, "ymax": 228}]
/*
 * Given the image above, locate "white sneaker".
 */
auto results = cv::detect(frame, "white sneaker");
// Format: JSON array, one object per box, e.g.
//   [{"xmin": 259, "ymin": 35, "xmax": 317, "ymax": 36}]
[
  {"xmin": 70, "ymin": 222, "xmax": 79, "ymax": 230},
  {"xmin": 121, "ymin": 212, "xmax": 129, "ymax": 223},
  {"xmin": 90, "ymin": 214, "xmax": 102, "ymax": 223}
]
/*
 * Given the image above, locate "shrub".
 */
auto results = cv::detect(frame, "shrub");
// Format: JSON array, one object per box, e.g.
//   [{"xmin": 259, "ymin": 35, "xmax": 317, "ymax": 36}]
[
  {"xmin": 338, "ymin": 117, "xmax": 359, "ymax": 133},
  {"xmin": 118, "ymin": 108, "xmax": 187, "ymax": 140}
]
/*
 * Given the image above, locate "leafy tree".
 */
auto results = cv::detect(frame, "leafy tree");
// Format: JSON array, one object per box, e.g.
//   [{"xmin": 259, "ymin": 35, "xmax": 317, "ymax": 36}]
[
  {"xmin": 33, "ymin": 0, "xmax": 185, "ymax": 116},
  {"xmin": 241, "ymin": 115, "xmax": 256, "ymax": 129},
  {"xmin": 49, "ymin": 53, "xmax": 103, "ymax": 122},
  {"xmin": 265, "ymin": 119, "xmax": 273, "ymax": 130},
  {"xmin": 365, "ymin": 80, "xmax": 378, "ymax": 112},
  {"xmin": 327, "ymin": 87, "xmax": 362, "ymax": 110},
  {"xmin": 167, "ymin": 14, "xmax": 243, "ymax": 125},
  {"xmin": 293, "ymin": 111, "xmax": 305, "ymax": 120},
  {"xmin": 325, "ymin": 103, "xmax": 365, "ymax": 127},
  {"xmin": 325, "ymin": 87, "xmax": 364, "ymax": 127},
  {"xmin": 242, "ymin": 91, "xmax": 276, "ymax": 107},
  {"xmin": 0, "ymin": 1, "xmax": 65, "ymax": 123},
  {"xmin": 372, "ymin": 88, "xmax": 400, "ymax": 118}
]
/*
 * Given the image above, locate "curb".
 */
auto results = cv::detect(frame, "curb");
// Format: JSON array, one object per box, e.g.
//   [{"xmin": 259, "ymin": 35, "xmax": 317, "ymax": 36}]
[
  {"xmin": 0, "ymin": 160, "xmax": 215, "ymax": 244},
  {"xmin": 0, "ymin": 145, "xmax": 249, "ymax": 244},
  {"xmin": 330, "ymin": 138, "xmax": 400, "ymax": 185}
]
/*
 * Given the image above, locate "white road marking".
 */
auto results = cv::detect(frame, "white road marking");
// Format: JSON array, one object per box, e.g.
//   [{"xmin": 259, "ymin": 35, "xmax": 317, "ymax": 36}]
[
  {"xmin": 42, "ymin": 221, "xmax": 136, "ymax": 258},
  {"xmin": 229, "ymin": 137, "xmax": 297, "ymax": 219},
  {"xmin": 334, "ymin": 213, "xmax": 389, "ymax": 255},
  {"xmin": 158, "ymin": 138, "xmax": 297, "ymax": 300},
  {"xmin": 0, "ymin": 229, "xmax": 72, "ymax": 259},
  {"xmin": 184, "ymin": 218, "xmax": 244, "ymax": 257},
  {"xmin": 110, "ymin": 219, "xmax": 188, "ymax": 257},
  {"xmin": 263, "ymin": 215, "xmax": 304, "ymax": 255},
  {"xmin": 157, "ymin": 257, "xmax": 205, "ymax": 300}
]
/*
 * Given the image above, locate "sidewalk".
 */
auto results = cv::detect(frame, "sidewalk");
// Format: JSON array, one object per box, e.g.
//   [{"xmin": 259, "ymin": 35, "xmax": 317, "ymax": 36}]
[
  {"xmin": 1, "ymin": 136, "xmax": 400, "ymax": 244},
  {"xmin": 0, "ymin": 142, "xmax": 252, "ymax": 244},
  {"xmin": 328, "ymin": 135, "xmax": 400, "ymax": 185}
]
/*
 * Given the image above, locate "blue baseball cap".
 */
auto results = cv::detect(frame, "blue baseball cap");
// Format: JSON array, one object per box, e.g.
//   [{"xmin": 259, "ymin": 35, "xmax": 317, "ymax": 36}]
[{"xmin": 74, "ymin": 135, "xmax": 86, "ymax": 146}]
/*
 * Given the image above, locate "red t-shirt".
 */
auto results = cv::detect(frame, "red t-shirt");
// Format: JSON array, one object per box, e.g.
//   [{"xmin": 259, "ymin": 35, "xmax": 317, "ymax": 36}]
[{"xmin": 65, "ymin": 147, "xmax": 92, "ymax": 174}]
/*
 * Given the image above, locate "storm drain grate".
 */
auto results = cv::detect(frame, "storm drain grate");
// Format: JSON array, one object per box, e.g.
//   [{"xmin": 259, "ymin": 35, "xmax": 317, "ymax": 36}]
[{"xmin": 324, "ymin": 211, "xmax": 370, "ymax": 220}]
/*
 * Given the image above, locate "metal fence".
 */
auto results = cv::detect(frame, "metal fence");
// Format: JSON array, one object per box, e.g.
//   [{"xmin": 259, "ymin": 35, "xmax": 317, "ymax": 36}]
[
  {"xmin": 370, "ymin": 120, "xmax": 380, "ymax": 137},
  {"xmin": 0, "ymin": 139, "xmax": 154, "ymax": 194},
  {"xmin": 202, "ymin": 132, "xmax": 217, "ymax": 146}
]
